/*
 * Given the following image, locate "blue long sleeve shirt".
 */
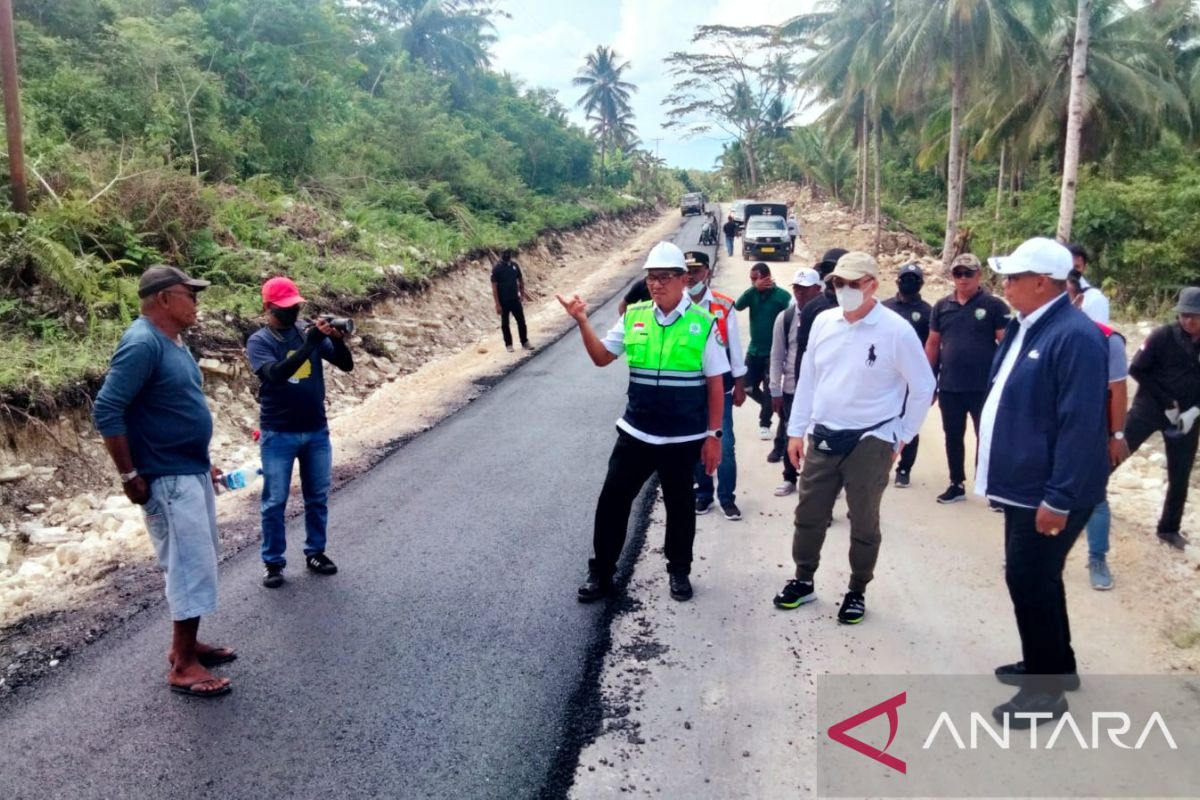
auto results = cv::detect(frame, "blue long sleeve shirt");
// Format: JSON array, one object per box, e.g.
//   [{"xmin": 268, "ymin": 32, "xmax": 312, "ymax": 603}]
[{"xmin": 92, "ymin": 317, "xmax": 213, "ymax": 481}]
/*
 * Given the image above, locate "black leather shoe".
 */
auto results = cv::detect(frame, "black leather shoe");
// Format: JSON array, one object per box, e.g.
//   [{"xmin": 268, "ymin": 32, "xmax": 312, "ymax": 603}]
[
  {"xmin": 669, "ymin": 573, "xmax": 693, "ymax": 601},
  {"xmin": 577, "ymin": 573, "xmax": 612, "ymax": 603},
  {"xmin": 766, "ymin": 449, "xmax": 783, "ymax": 464},
  {"xmin": 992, "ymin": 690, "xmax": 1068, "ymax": 728},
  {"xmin": 994, "ymin": 661, "xmax": 1081, "ymax": 691},
  {"xmin": 1158, "ymin": 530, "xmax": 1189, "ymax": 550}
]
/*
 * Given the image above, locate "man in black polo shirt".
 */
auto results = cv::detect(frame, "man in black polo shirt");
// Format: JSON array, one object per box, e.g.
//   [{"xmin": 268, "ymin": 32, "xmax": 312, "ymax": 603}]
[
  {"xmin": 491, "ymin": 250, "xmax": 533, "ymax": 353},
  {"xmin": 925, "ymin": 253, "xmax": 1010, "ymax": 504},
  {"xmin": 882, "ymin": 263, "xmax": 932, "ymax": 487}
]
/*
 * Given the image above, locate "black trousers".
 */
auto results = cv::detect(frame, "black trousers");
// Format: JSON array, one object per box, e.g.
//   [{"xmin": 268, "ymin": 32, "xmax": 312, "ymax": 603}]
[
  {"xmin": 773, "ymin": 393, "xmax": 798, "ymax": 482},
  {"xmin": 1003, "ymin": 505, "xmax": 1090, "ymax": 693},
  {"xmin": 744, "ymin": 353, "xmax": 773, "ymax": 427},
  {"xmin": 1125, "ymin": 406, "xmax": 1200, "ymax": 535},
  {"xmin": 939, "ymin": 390, "xmax": 986, "ymax": 485},
  {"xmin": 591, "ymin": 431, "xmax": 704, "ymax": 579},
  {"xmin": 499, "ymin": 299, "xmax": 528, "ymax": 347},
  {"xmin": 896, "ymin": 435, "xmax": 919, "ymax": 475}
]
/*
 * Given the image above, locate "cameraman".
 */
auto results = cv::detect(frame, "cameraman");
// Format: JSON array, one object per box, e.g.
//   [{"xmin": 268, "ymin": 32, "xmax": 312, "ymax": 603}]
[{"xmin": 246, "ymin": 276, "xmax": 353, "ymax": 588}]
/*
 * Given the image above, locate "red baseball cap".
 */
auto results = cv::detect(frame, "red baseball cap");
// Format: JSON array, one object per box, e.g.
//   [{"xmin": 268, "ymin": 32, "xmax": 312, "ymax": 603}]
[{"xmin": 262, "ymin": 276, "xmax": 305, "ymax": 308}]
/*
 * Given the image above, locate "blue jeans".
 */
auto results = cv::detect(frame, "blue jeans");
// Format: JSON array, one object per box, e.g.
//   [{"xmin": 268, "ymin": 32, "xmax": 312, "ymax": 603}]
[
  {"xmin": 260, "ymin": 427, "xmax": 332, "ymax": 566},
  {"xmin": 1085, "ymin": 499, "xmax": 1110, "ymax": 560},
  {"xmin": 694, "ymin": 391, "xmax": 736, "ymax": 506},
  {"xmin": 725, "ymin": 235, "xmax": 735, "ymax": 256}
]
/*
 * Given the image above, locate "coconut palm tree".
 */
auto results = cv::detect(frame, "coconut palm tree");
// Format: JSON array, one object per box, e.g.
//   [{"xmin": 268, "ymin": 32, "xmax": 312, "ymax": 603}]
[{"xmin": 574, "ymin": 45, "xmax": 637, "ymax": 179}]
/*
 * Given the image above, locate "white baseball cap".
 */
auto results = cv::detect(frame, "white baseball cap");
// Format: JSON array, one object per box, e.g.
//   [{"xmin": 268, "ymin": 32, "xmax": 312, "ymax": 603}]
[
  {"xmin": 642, "ymin": 241, "xmax": 687, "ymax": 272},
  {"xmin": 988, "ymin": 237, "xmax": 1072, "ymax": 280},
  {"xmin": 791, "ymin": 267, "xmax": 821, "ymax": 287}
]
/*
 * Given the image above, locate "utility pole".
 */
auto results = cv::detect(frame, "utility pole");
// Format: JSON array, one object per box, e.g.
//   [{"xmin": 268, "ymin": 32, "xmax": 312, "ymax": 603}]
[
  {"xmin": 652, "ymin": 138, "xmax": 663, "ymax": 161},
  {"xmin": 0, "ymin": 0, "xmax": 29, "ymax": 214}
]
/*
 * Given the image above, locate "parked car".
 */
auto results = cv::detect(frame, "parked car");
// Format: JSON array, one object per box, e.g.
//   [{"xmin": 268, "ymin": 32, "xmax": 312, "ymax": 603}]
[
  {"xmin": 680, "ymin": 192, "xmax": 706, "ymax": 216},
  {"xmin": 741, "ymin": 202, "xmax": 791, "ymax": 261},
  {"xmin": 730, "ymin": 198, "xmax": 753, "ymax": 231}
]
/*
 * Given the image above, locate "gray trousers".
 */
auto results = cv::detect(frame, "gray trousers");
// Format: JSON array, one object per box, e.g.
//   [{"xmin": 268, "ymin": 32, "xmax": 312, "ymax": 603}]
[{"xmin": 791, "ymin": 436, "xmax": 893, "ymax": 593}]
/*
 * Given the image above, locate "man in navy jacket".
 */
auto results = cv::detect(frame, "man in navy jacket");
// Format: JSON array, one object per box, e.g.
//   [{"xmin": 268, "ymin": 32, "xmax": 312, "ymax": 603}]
[{"xmin": 976, "ymin": 238, "xmax": 1109, "ymax": 726}]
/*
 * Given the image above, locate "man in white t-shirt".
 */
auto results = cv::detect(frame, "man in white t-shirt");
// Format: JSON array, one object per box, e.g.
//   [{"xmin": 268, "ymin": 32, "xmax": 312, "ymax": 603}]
[{"xmin": 1068, "ymin": 244, "xmax": 1110, "ymax": 323}]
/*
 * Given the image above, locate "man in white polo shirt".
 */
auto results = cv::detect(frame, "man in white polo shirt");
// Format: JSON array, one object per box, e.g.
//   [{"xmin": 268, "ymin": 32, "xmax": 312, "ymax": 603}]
[{"xmin": 772, "ymin": 252, "xmax": 936, "ymax": 624}]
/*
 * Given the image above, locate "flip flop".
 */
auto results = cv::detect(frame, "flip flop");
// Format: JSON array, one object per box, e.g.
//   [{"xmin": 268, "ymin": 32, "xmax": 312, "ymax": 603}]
[
  {"xmin": 198, "ymin": 648, "xmax": 237, "ymax": 667},
  {"xmin": 169, "ymin": 680, "xmax": 231, "ymax": 698}
]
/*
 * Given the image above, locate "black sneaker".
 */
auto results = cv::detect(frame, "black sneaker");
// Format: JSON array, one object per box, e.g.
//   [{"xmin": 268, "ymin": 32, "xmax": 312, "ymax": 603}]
[
  {"xmin": 695, "ymin": 498, "xmax": 714, "ymax": 515},
  {"xmin": 894, "ymin": 470, "xmax": 910, "ymax": 488},
  {"xmin": 837, "ymin": 591, "xmax": 866, "ymax": 624},
  {"xmin": 721, "ymin": 502, "xmax": 742, "ymax": 521},
  {"xmin": 262, "ymin": 563, "xmax": 284, "ymax": 588},
  {"xmin": 773, "ymin": 579, "xmax": 815, "ymax": 609},
  {"xmin": 937, "ymin": 484, "xmax": 966, "ymax": 504},
  {"xmin": 994, "ymin": 661, "xmax": 1081, "ymax": 691},
  {"xmin": 577, "ymin": 572, "xmax": 612, "ymax": 603},
  {"xmin": 992, "ymin": 690, "xmax": 1068, "ymax": 728},
  {"xmin": 1157, "ymin": 530, "xmax": 1189, "ymax": 550},
  {"xmin": 305, "ymin": 552, "xmax": 338, "ymax": 575},
  {"xmin": 766, "ymin": 449, "xmax": 783, "ymax": 464},
  {"xmin": 522, "ymin": 342, "xmax": 535, "ymax": 351},
  {"xmin": 669, "ymin": 573, "xmax": 693, "ymax": 601}
]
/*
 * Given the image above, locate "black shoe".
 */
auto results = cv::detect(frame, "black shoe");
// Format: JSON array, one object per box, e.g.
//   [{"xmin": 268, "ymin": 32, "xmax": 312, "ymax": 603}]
[
  {"xmin": 992, "ymin": 690, "xmax": 1068, "ymax": 728},
  {"xmin": 989, "ymin": 500, "xmax": 1005, "ymax": 513},
  {"xmin": 773, "ymin": 579, "xmax": 816, "ymax": 609},
  {"xmin": 721, "ymin": 502, "xmax": 742, "ymax": 521},
  {"xmin": 994, "ymin": 661, "xmax": 1081, "ymax": 691},
  {"xmin": 1157, "ymin": 530, "xmax": 1189, "ymax": 550},
  {"xmin": 695, "ymin": 498, "xmax": 714, "ymax": 515},
  {"xmin": 669, "ymin": 573, "xmax": 693, "ymax": 601},
  {"xmin": 837, "ymin": 591, "xmax": 866, "ymax": 624},
  {"xmin": 522, "ymin": 342, "xmax": 535, "ymax": 351},
  {"xmin": 766, "ymin": 449, "xmax": 783, "ymax": 464},
  {"xmin": 305, "ymin": 552, "xmax": 338, "ymax": 575},
  {"xmin": 262, "ymin": 563, "xmax": 284, "ymax": 588},
  {"xmin": 894, "ymin": 470, "xmax": 910, "ymax": 488},
  {"xmin": 937, "ymin": 484, "xmax": 966, "ymax": 504},
  {"xmin": 577, "ymin": 572, "xmax": 612, "ymax": 603}
]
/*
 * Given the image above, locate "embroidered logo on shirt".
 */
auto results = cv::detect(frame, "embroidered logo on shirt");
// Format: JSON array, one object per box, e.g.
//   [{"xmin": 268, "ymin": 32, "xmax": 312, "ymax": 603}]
[
  {"xmin": 1027, "ymin": 350, "xmax": 1040, "ymax": 359},
  {"xmin": 866, "ymin": 344, "xmax": 877, "ymax": 367},
  {"xmin": 689, "ymin": 322, "xmax": 702, "ymax": 335},
  {"xmin": 911, "ymin": 312, "xmax": 921, "ymax": 322},
  {"xmin": 975, "ymin": 308, "xmax": 987, "ymax": 320},
  {"xmin": 632, "ymin": 322, "xmax": 645, "ymax": 331}
]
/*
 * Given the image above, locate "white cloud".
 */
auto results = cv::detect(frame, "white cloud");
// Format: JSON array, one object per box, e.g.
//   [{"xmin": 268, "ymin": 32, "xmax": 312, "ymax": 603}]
[{"xmin": 491, "ymin": 19, "xmax": 594, "ymax": 89}]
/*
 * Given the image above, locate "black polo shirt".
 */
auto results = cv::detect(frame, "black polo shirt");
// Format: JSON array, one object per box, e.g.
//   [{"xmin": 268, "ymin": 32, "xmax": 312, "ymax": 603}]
[
  {"xmin": 1130, "ymin": 322, "xmax": 1200, "ymax": 415},
  {"xmin": 930, "ymin": 289, "xmax": 1011, "ymax": 392},
  {"xmin": 882, "ymin": 294, "xmax": 932, "ymax": 345},
  {"xmin": 491, "ymin": 259, "xmax": 524, "ymax": 305}
]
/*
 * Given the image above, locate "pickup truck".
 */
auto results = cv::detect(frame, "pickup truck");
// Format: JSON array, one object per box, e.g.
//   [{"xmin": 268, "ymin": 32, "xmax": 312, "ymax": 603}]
[{"xmin": 741, "ymin": 202, "xmax": 791, "ymax": 261}]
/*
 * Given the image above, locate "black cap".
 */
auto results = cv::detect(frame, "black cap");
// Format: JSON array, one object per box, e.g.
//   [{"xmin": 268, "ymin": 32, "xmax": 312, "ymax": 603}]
[
  {"xmin": 814, "ymin": 247, "xmax": 849, "ymax": 277},
  {"xmin": 683, "ymin": 251, "xmax": 710, "ymax": 268},
  {"xmin": 138, "ymin": 265, "xmax": 210, "ymax": 299},
  {"xmin": 899, "ymin": 262, "xmax": 924, "ymax": 279}
]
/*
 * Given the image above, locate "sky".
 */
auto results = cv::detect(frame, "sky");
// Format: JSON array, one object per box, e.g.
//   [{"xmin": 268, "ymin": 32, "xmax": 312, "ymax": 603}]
[{"xmin": 491, "ymin": 0, "xmax": 820, "ymax": 172}]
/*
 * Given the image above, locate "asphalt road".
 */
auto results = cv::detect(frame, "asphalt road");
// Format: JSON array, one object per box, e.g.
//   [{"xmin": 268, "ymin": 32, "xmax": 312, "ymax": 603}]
[{"xmin": 0, "ymin": 211, "xmax": 719, "ymax": 800}]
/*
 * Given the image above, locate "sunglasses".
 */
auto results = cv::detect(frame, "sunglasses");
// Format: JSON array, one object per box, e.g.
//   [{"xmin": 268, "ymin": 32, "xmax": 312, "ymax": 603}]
[
  {"xmin": 645, "ymin": 271, "xmax": 682, "ymax": 285},
  {"xmin": 162, "ymin": 288, "xmax": 198, "ymax": 303},
  {"xmin": 831, "ymin": 278, "xmax": 869, "ymax": 290},
  {"xmin": 1001, "ymin": 272, "xmax": 1040, "ymax": 283},
  {"xmin": 951, "ymin": 268, "xmax": 978, "ymax": 278}
]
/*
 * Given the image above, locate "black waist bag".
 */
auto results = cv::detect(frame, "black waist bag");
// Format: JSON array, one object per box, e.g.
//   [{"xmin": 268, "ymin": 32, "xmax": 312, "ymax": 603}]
[{"xmin": 810, "ymin": 419, "xmax": 892, "ymax": 456}]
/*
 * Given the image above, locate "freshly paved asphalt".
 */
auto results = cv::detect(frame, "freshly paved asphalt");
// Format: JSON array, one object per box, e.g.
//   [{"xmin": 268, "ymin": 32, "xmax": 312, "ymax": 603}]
[{"xmin": 0, "ymin": 211, "xmax": 718, "ymax": 799}]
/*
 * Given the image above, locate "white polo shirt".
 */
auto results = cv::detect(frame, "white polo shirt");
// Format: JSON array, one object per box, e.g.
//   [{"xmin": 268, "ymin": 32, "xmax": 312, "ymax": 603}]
[
  {"xmin": 788, "ymin": 300, "xmax": 936, "ymax": 446},
  {"xmin": 602, "ymin": 294, "xmax": 731, "ymax": 444},
  {"xmin": 975, "ymin": 294, "xmax": 1064, "ymax": 506},
  {"xmin": 1077, "ymin": 276, "xmax": 1110, "ymax": 323}
]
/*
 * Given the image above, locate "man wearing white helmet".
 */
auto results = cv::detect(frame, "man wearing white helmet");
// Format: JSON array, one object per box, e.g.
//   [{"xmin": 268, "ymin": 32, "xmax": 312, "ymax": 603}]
[{"xmin": 558, "ymin": 241, "xmax": 730, "ymax": 603}]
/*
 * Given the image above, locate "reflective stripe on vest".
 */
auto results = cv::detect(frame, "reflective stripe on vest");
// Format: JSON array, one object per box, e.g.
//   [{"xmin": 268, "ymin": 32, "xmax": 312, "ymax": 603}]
[{"xmin": 622, "ymin": 301, "xmax": 714, "ymax": 437}]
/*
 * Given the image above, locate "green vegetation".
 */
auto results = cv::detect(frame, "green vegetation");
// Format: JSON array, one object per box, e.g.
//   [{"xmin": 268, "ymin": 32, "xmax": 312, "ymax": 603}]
[{"xmin": 0, "ymin": 0, "xmax": 685, "ymax": 400}]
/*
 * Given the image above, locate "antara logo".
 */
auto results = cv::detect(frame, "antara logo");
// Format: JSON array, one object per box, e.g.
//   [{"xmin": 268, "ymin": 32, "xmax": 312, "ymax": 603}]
[{"xmin": 827, "ymin": 691, "xmax": 907, "ymax": 774}]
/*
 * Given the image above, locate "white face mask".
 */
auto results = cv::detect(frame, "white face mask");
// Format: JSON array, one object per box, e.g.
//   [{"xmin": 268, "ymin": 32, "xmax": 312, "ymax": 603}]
[
  {"xmin": 836, "ymin": 286, "xmax": 865, "ymax": 313},
  {"xmin": 687, "ymin": 281, "xmax": 707, "ymax": 298}
]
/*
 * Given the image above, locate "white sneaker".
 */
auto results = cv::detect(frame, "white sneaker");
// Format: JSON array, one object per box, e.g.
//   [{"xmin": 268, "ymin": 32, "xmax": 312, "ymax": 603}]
[
  {"xmin": 774, "ymin": 481, "xmax": 796, "ymax": 497},
  {"xmin": 759, "ymin": 426, "xmax": 771, "ymax": 440}
]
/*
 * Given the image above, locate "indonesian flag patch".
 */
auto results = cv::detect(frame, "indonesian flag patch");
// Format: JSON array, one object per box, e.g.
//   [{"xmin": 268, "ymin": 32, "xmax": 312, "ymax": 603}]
[{"xmin": 632, "ymin": 322, "xmax": 645, "ymax": 330}]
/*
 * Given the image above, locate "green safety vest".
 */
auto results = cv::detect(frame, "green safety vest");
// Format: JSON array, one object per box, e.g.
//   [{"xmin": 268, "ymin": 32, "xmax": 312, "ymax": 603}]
[{"xmin": 622, "ymin": 300, "xmax": 714, "ymax": 438}]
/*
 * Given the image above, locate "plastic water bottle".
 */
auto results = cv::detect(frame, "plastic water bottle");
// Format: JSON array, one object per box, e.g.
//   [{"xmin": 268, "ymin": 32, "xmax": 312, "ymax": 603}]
[{"xmin": 218, "ymin": 465, "xmax": 262, "ymax": 491}]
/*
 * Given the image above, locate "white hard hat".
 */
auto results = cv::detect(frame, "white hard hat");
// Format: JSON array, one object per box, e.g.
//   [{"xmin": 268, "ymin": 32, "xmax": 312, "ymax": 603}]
[{"xmin": 642, "ymin": 241, "xmax": 687, "ymax": 272}]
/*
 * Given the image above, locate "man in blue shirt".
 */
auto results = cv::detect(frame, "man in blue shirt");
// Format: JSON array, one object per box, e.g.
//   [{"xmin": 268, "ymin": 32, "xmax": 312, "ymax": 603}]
[
  {"xmin": 246, "ymin": 277, "xmax": 354, "ymax": 588},
  {"xmin": 94, "ymin": 265, "xmax": 234, "ymax": 698}
]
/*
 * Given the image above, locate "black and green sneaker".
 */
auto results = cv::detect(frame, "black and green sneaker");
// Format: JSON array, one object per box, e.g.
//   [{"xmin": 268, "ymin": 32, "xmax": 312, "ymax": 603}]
[
  {"xmin": 773, "ymin": 579, "xmax": 815, "ymax": 609},
  {"xmin": 837, "ymin": 591, "xmax": 866, "ymax": 624}
]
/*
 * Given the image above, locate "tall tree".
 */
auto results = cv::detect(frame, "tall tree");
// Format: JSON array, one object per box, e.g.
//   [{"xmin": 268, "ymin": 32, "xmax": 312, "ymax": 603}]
[
  {"xmin": 573, "ymin": 45, "xmax": 637, "ymax": 178},
  {"xmin": 1057, "ymin": 0, "xmax": 1091, "ymax": 242},
  {"xmin": 360, "ymin": 0, "xmax": 502, "ymax": 76},
  {"xmin": 663, "ymin": 25, "xmax": 792, "ymax": 188}
]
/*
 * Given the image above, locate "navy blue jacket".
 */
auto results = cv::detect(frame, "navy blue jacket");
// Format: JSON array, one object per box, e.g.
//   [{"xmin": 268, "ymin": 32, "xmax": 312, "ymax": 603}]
[{"xmin": 984, "ymin": 296, "xmax": 1108, "ymax": 511}]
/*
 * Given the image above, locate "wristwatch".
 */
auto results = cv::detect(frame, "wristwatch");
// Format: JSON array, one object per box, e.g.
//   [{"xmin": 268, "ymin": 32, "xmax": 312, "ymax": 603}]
[
  {"xmin": 1110, "ymin": 431, "xmax": 1126, "ymax": 441},
  {"xmin": 119, "ymin": 468, "xmax": 139, "ymax": 483},
  {"xmin": 707, "ymin": 429, "xmax": 724, "ymax": 439}
]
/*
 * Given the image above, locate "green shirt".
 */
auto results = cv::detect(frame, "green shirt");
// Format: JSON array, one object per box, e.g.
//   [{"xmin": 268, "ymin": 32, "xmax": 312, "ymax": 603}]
[{"xmin": 735, "ymin": 286, "xmax": 793, "ymax": 356}]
